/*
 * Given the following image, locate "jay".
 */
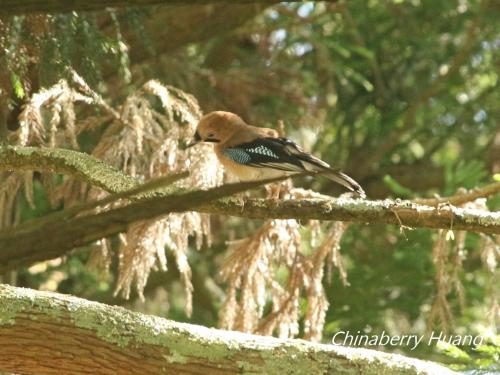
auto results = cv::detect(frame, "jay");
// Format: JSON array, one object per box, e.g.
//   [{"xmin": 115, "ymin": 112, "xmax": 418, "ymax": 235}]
[{"xmin": 188, "ymin": 111, "xmax": 365, "ymax": 198}]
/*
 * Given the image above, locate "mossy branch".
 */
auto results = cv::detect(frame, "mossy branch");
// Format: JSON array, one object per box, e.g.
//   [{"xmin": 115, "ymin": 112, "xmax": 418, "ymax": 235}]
[
  {"xmin": 0, "ymin": 146, "xmax": 138, "ymax": 192},
  {"xmin": 0, "ymin": 157, "xmax": 285, "ymax": 272},
  {"xmin": 0, "ymin": 145, "xmax": 498, "ymax": 272},
  {"xmin": 0, "ymin": 284, "xmax": 457, "ymax": 375},
  {"xmin": 0, "ymin": 0, "xmax": 280, "ymax": 15},
  {"xmin": 1, "ymin": 145, "xmax": 498, "ymax": 230},
  {"xmin": 199, "ymin": 194, "xmax": 499, "ymax": 235}
]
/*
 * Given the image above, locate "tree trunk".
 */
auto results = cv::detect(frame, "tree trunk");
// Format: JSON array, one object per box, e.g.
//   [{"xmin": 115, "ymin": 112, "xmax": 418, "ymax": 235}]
[
  {"xmin": 0, "ymin": 0, "xmax": 278, "ymax": 15},
  {"xmin": 0, "ymin": 146, "xmax": 499, "ymax": 273},
  {"xmin": 0, "ymin": 284, "xmax": 456, "ymax": 375}
]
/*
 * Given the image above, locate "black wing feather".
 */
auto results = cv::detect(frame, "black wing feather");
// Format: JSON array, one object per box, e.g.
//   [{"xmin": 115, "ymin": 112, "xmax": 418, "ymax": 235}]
[
  {"xmin": 222, "ymin": 137, "xmax": 366, "ymax": 197},
  {"xmin": 222, "ymin": 138, "xmax": 306, "ymax": 172},
  {"xmin": 275, "ymin": 137, "xmax": 333, "ymax": 171}
]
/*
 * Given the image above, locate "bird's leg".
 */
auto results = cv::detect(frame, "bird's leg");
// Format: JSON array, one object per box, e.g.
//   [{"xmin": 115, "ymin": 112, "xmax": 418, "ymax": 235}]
[
  {"xmin": 266, "ymin": 179, "xmax": 293, "ymax": 201},
  {"xmin": 236, "ymin": 192, "xmax": 247, "ymax": 212},
  {"xmin": 266, "ymin": 183, "xmax": 282, "ymax": 201}
]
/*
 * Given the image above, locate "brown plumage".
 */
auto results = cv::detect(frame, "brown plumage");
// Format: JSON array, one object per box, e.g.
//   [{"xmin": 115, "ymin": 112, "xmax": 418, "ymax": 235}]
[{"xmin": 188, "ymin": 111, "xmax": 365, "ymax": 197}]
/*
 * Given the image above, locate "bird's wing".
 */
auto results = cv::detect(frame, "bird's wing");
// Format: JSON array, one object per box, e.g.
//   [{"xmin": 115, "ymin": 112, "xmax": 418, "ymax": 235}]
[
  {"xmin": 222, "ymin": 137, "xmax": 366, "ymax": 197},
  {"xmin": 274, "ymin": 137, "xmax": 335, "ymax": 172},
  {"xmin": 221, "ymin": 137, "xmax": 308, "ymax": 173}
]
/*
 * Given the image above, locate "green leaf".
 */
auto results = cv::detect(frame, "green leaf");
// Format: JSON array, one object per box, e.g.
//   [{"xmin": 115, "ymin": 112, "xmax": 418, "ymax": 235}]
[
  {"xmin": 10, "ymin": 72, "xmax": 25, "ymax": 99},
  {"xmin": 344, "ymin": 67, "xmax": 374, "ymax": 92},
  {"xmin": 330, "ymin": 41, "xmax": 351, "ymax": 58},
  {"xmin": 436, "ymin": 340, "xmax": 471, "ymax": 361},
  {"xmin": 350, "ymin": 45, "xmax": 374, "ymax": 61}
]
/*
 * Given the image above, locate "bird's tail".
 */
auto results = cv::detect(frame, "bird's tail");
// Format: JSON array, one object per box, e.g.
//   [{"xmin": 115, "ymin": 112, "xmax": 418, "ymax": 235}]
[
  {"xmin": 292, "ymin": 151, "xmax": 366, "ymax": 197},
  {"xmin": 323, "ymin": 169, "xmax": 366, "ymax": 198}
]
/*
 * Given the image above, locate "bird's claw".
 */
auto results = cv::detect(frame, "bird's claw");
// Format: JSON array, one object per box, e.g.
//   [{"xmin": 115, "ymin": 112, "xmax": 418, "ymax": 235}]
[{"xmin": 237, "ymin": 193, "xmax": 246, "ymax": 212}]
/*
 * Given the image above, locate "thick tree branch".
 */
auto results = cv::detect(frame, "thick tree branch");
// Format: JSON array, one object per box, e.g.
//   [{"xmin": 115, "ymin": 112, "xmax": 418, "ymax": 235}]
[
  {"xmin": 0, "ymin": 284, "xmax": 456, "ymax": 375},
  {"xmin": 0, "ymin": 169, "xmax": 285, "ymax": 272},
  {"xmin": 0, "ymin": 0, "xmax": 280, "ymax": 15},
  {"xmin": 0, "ymin": 146, "xmax": 498, "ymax": 272}
]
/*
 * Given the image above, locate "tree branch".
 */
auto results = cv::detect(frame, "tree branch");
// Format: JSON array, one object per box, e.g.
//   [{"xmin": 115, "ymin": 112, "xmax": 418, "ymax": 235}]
[
  {"xmin": 0, "ymin": 145, "xmax": 498, "ymax": 273},
  {"xmin": 197, "ymin": 196, "xmax": 499, "ymax": 235},
  {"xmin": 0, "ymin": 146, "xmax": 138, "ymax": 192},
  {"xmin": 0, "ymin": 284, "xmax": 457, "ymax": 375},
  {"xmin": 0, "ymin": 167, "xmax": 285, "ymax": 272},
  {"xmin": 0, "ymin": 0, "xmax": 280, "ymax": 15},
  {"xmin": 413, "ymin": 182, "xmax": 500, "ymax": 207},
  {"xmin": 1, "ymin": 145, "xmax": 498, "ymax": 229}
]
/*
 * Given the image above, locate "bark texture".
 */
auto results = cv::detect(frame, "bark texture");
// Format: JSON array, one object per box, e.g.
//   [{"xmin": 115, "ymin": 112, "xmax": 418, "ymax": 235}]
[
  {"xmin": 0, "ymin": 145, "xmax": 498, "ymax": 274},
  {"xmin": 0, "ymin": 0, "xmax": 278, "ymax": 15},
  {"xmin": 0, "ymin": 284, "xmax": 457, "ymax": 375}
]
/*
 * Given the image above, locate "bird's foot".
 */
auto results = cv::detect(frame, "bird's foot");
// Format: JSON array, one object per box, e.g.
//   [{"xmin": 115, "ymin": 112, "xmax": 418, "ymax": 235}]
[
  {"xmin": 266, "ymin": 183, "xmax": 282, "ymax": 201},
  {"xmin": 237, "ymin": 192, "xmax": 246, "ymax": 212}
]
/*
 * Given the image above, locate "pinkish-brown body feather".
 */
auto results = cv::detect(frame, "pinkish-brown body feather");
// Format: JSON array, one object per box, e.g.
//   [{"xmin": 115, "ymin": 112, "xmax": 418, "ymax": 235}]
[
  {"xmin": 192, "ymin": 111, "xmax": 365, "ymax": 196},
  {"xmin": 197, "ymin": 111, "xmax": 280, "ymax": 180}
]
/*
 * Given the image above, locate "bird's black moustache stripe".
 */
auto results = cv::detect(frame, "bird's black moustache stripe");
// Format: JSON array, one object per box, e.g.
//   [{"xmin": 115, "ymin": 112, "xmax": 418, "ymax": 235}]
[
  {"xmin": 193, "ymin": 131, "xmax": 219, "ymax": 143},
  {"xmin": 204, "ymin": 137, "xmax": 220, "ymax": 143}
]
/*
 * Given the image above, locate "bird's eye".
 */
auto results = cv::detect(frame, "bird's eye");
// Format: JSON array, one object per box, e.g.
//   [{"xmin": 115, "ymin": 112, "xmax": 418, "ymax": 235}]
[{"xmin": 204, "ymin": 132, "xmax": 220, "ymax": 143}]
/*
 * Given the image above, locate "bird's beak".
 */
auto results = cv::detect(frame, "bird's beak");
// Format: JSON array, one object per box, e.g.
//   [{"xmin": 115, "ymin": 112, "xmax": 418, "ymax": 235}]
[{"xmin": 186, "ymin": 131, "xmax": 202, "ymax": 148}]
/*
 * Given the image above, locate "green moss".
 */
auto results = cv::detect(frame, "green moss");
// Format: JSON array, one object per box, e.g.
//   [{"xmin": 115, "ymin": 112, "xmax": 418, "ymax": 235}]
[
  {"xmin": 0, "ymin": 285, "xmax": 24, "ymax": 325},
  {"xmin": 66, "ymin": 297, "xmax": 234, "ymax": 361},
  {"xmin": 0, "ymin": 146, "xmax": 138, "ymax": 194},
  {"xmin": 0, "ymin": 283, "xmax": 456, "ymax": 374},
  {"xmin": 0, "ymin": 285, "xmax": 65, "ymax": 325}
]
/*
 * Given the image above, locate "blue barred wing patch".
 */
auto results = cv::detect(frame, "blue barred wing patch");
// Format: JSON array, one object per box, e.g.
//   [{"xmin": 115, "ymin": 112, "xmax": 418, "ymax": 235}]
[
  {"xmin": 223, "ymin": 144, "xmax": 280, "ymax": 165},
  {"xmin": 222, "ymin": 148, "xmax": 252, "ymax": 164}
]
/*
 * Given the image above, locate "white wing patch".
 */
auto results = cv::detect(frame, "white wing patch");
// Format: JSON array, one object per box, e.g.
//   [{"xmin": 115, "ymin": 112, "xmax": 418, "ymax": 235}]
[{"xmin": 247, "ymin": 145, "xmax": 279, "ymax": 158}]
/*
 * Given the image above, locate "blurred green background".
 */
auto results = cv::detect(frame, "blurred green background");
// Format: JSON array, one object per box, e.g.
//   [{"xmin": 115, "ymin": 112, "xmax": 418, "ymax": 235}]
[{"xmin": 0, "ymin": 1, "xmax": 498, "ymax": 371}]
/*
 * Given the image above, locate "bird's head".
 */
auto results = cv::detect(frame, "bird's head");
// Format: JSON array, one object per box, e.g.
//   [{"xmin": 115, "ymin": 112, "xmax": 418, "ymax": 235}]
[{"xmin": 187, "ymin": 111, "xmax": 245, "ymax": 148}]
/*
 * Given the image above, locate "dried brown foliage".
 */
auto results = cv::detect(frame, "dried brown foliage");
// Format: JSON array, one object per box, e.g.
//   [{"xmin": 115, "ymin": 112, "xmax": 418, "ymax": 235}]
[
  {"xmin": 219, "ymin": 185, "xmax": 350, "ymax": 341},
  {"xmin": 6, "ymin": 71, "xmax": 222, "ymax": 316},
  {"xmin": 5, "ymin": 70, "xmax": 353, "ymax": 336},
  {"xmin": 428, "ymin": 198, "xmax": 499, "ymax": 330},
  {"xmin": 4, "ymin": 71, "xmax": 497, "ymax": 342}
]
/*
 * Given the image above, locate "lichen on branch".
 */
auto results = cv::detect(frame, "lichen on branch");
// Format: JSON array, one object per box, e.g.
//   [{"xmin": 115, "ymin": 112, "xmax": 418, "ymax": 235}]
[
  {"xmin": 0, "ymin": 284, "xmax": 457, "ymax": 375},
  {"xmin": 1, "ymin": 75, "xmax": 497, "ymax": 343},
  {"xmin": 1, "ymin": 145, "xmax": 498, "ymax": 235}
]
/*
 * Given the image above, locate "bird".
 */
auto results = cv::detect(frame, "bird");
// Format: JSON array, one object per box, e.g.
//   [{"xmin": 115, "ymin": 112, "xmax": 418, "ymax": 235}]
[{"xmin": 187, "ymin": 111, "xmax": 365, "ymax": 198}]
